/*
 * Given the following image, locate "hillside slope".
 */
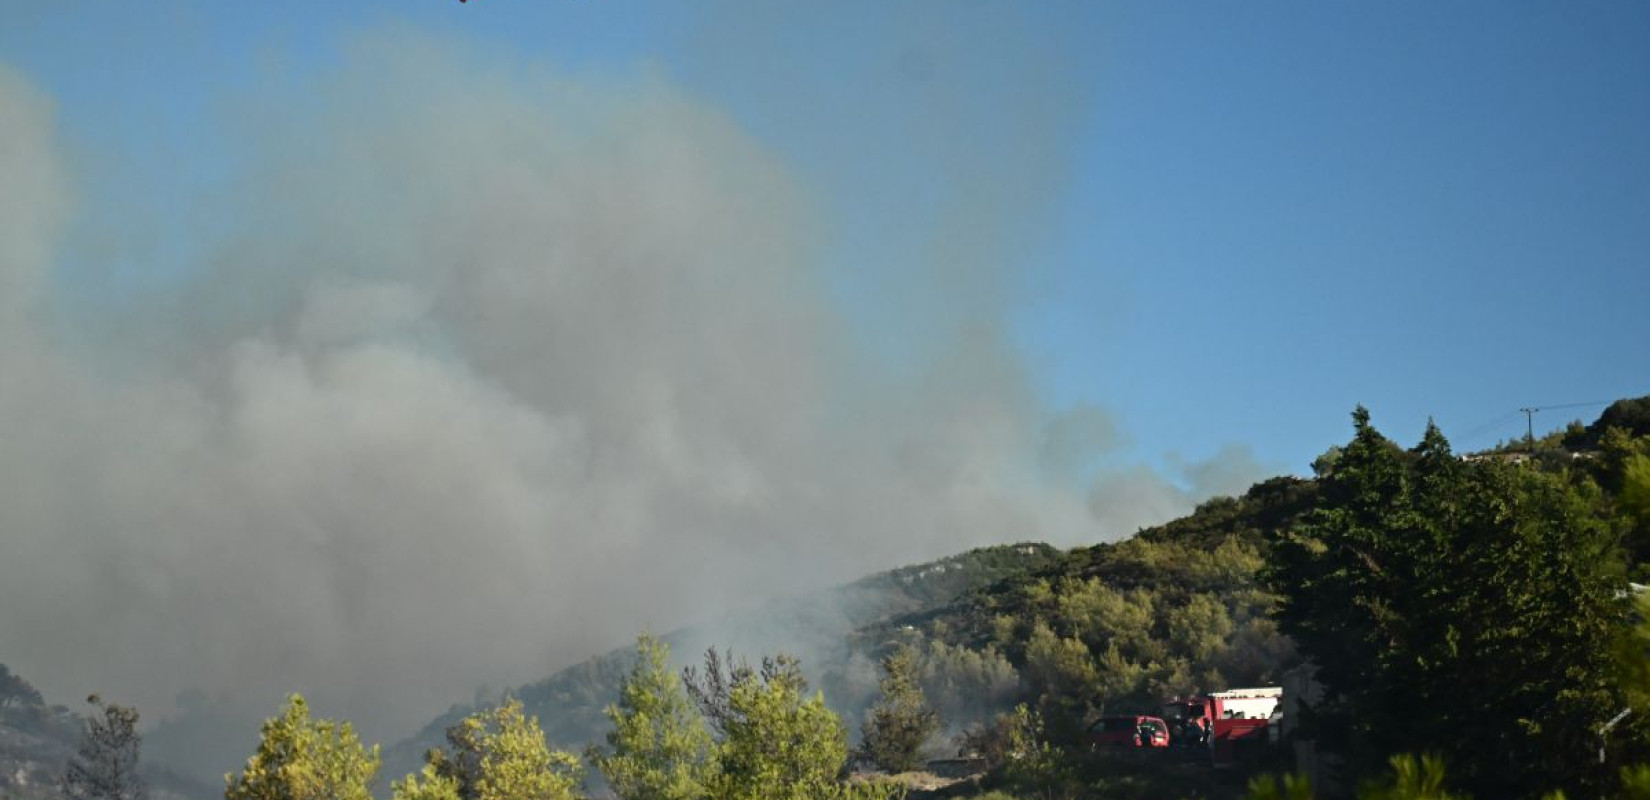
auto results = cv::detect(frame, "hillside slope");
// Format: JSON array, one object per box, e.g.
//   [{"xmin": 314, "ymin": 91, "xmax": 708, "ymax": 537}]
[
  {"xmin": 0, "ymin": 687, "xmax": 79, "ymax": 800},
  {"xmin": 0, "ymin": 666, "xmax": 211, "ymax": 800},
  {"xmin": 854, "ymin": 476, "xmax": 1318, "ymax": 737},
  {"xmin": 383, "ymin": 542, "xmax": 1059, "ymax": 779}
]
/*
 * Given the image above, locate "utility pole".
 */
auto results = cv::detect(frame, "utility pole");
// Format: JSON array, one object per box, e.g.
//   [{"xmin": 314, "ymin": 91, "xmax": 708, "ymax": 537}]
[{"xmin": 1519, "ymin": 407, "xmax": 1539, "ymax": 453}]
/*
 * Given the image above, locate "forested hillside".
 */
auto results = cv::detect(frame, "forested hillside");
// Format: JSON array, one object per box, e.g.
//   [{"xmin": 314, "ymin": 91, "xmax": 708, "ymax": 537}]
[
  {"xmin": 0, "ymin": 665, "xmax": 210, "ymax": 800},
  {"xmin": 846, "ymin": 397, "xmax": 1650, "ymax": 798},
  {"xmin": 12, "ymin": 397, "xmax": 1649, "ymax": 800},
  {"xmin": 383, "ymin": 543, "xmax": 1060, "ymax": 780},
  {"xmin": 287, "ymin": 396, "xmax": 1650, "ymax": 799},
  {"xmin": 863, "ymin": 476, "xmax": 1317, "ymax": 740},
  {"xmin": 0, "ymin": 664, "xmax": 79, "ymax": 800}
]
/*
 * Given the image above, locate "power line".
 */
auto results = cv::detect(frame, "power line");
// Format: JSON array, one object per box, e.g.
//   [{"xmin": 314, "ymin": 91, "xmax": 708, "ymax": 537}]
[
  {"xmin": 1518, "ymin": 400, "xmax": 1616, "ymax": 447},
  {"xmin": 1529, "ymin": 400, "xmax": 1615, "ymax": 412},
  {"xmin": 1452, "ymin": 399, "xmax": 1620, "ymax": 449},
  {"xmin": 1455, "ymin": 410, "xmax": 1526, "ymax": 444}
]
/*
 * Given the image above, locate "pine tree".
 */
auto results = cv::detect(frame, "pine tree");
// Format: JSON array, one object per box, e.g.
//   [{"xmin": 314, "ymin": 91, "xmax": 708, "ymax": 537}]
[
  {"xmin": 393, "ymin": 764, "xmax": 462, "ymax": 800},
  {"xmin": 224, "ymin": 694, "xmax": 380, "ymax": 800},
  {"xmin": 0, "ymin": 664, "xmax": 44, "ymax": 721},
  {"xmin": 591, "ymin": 636, "xmax": 717, "ymax": 800},
  {"xmin": 1267, "ymin": 409, "xmax": 1627, "ymax": 797},
  {"xmin": 711, "ymin": 672, "xmax": 847, "ymax": 800},
  {"xmin": 856, "ymin": 647, "xmax": 941, "ymax": 774},
  {"xmin": 424, "ymin": 699, "xmax": 584, "ymax": 800},
  {"xmin": 64, "ymin": 695, "xmax": 147, "ymax": 800}
]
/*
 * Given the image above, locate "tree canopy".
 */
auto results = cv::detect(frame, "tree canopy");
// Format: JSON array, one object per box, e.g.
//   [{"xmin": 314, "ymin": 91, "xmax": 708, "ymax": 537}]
[
  {"xmin": 423, "ymin": 700, "xmax": 583, "ymax": 800},
  {"xmin": 1266, "ymin": 409, "xmax": 1628, "ymax": 798},
  {"xmin": 0, "ymin": 663, "xmax": 44, "ymax": 719},
  {"xmin": 225, "ymin": 694, "xmax": 380, "ymax": 800},
  {"xmin": 591, "ymin": 636, "xmax": 717, "ymax": 800},
  {"xmin": 64, "ymin": 695, "xmax": 146, "ymax": 800},
  {"xmin": 855, "ymin": 646, "xmax": 942, "ymax": 774}
]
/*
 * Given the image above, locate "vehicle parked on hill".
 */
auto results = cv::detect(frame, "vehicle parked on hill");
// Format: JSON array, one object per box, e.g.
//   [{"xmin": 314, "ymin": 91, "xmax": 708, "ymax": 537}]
[{"xmin": 1085, "ymin": 715, "xmax": 1170, "ymax": 749}]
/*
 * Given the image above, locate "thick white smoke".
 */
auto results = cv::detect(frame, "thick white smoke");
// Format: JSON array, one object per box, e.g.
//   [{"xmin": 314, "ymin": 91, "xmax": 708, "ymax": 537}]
[{"xmin": 0, "ymin": 27, "xmax": 1272, "ymax": 780}]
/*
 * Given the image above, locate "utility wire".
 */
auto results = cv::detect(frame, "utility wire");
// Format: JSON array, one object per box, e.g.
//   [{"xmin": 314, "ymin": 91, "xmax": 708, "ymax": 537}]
[
  {"xmin": 1454, "ymin": 410, "xmax": 1527, "ymax": 445},
  {"xmin": 1452, "ymin": 399, "xmax": 1619, "ymax": 448},
  {"xmin": 1527, "ymin": 400, "xmax": 1615, "ymax": 412}
]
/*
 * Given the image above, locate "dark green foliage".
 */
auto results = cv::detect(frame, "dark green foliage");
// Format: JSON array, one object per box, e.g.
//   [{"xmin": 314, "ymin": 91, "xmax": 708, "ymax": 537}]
[
  {"xmin": 1625, "ymin": 452, "xmax": 1650, "ymax": 542},
  {"xmin": 0, "ymin": 663, "xmax": 44, "ymax": 720},
  {"xmin": 957, "ymin": 705, "xmax": 1076, "ymax": 799},
  {"xmin": 857, "ymin": 647, "xmax": 942, "ymax": 773},
  {"xmin": 1266, "ymin": 409, "xmax": 1627, "ymax": 798},
  {"xmin": 857, "ymin": 544, "xmax": 1063, "ymax": 612},
  {"xmin": 1244, "ymin": 754, "xmax": 1464, "ymax": 800},
  {"xmin": 876, "ymin": 479, "xmax": 1313, "ymax": 740},
  {"xmin": 422, "ymin": 701, "xmax": 583, "ymax": 800},
  {"xmin": 65, "ymin": 695, "xmax": 147, "ymax": 800},
  {"xmin": 427, "ymin": 715, "xmax": 485, "ymax": 800},
  {"xmin": 680, "ymin": 648, "xmax": 897, "ymax": 800},
  {"xmin": 1559, "ymin": 422, "xmax": 1650, "ymax": 566},
  {"xmin": 1565, "ymin": 397, "xmax": 1650, "ymax": 451},
  {"xmin": 906, "ymin": 638, "xmax": 1020, "ymax": 729},
  {"xmin": 1244, "ymin": 771, "xmax": 1315, "ymax": 800}
]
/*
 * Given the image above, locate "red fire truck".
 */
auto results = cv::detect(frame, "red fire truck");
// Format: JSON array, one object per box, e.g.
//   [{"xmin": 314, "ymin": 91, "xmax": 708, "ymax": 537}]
[{"xmin": 1159, "ymin": 686, "xmax": 1283, "ymax": 767}]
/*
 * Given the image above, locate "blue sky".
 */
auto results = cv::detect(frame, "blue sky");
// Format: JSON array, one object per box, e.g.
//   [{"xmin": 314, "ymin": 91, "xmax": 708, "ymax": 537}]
[{"xmin": 4, "ymin": 0, "xmax": 1647, "ymax": 477}]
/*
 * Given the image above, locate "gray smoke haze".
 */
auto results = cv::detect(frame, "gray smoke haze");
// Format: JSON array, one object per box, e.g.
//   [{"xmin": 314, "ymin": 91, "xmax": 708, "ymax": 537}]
[{"xmin": 0, "ymin": 21, "xmax": 1273, "ymax": 779}]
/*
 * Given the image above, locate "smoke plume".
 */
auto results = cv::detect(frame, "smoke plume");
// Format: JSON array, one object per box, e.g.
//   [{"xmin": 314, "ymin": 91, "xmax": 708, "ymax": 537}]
[{"xmin": 0, "ymin": 22, "xmax": 1272, "ymax": 782}]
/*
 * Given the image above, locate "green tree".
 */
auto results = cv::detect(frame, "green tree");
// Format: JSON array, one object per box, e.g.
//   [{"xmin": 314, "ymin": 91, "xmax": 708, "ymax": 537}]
[
  {"xmin": 591, "ymin": 636, "xmax": 717, "ymax": 800},
  {"xmin": 1244, "ymin": 754, "xmax": 1465, "ymax": 800},
  {"xmin": 64, "ymin": 695, "xmax": 147, "ymax": 800},
  {"xmin": 1164, "ymin": 593, "xmax": 1233, "ymax": 666},
  {"xmin": 0, "ymin": 663, "xmax": 43, "ymax": 720},
  {"xmin": 1621, "ymin": 451, "xmax": 1650, "ymax": 568},
  {"xmin": 1624, "ymin": 454, "xmax": 1650, "ymax": 526},
  {"xmin": 686, "ymin": 652, "xmax": 851, "ymax": 800},
  {"xmin": 1357, "ymin": 755, "xmax": 1469, "ymax": 800},
  {"xmin": 1267, "ymin": 410, "xmax": 1626, "ymax": 797},
  {"xmin": 1054, "ymin": 579, "xmax": 1158, "ymax": 660},
  {"xmin": 1021, "ymin": 621, "xmax": 1095, "ymax": 700},
  {"xmin": 1605, "ymin": 592, "xmax": 1650, "ymax": 797},
  {"xmin": 910, "ymin": 639, "xmax": 1020, "ymax": 731},
  {"xmin": 856, "ymin": 646, "xmax": 942, "ymax": 773},
  {"xmin": 1242, "ymin": 772, "xmax": 1314, "ymax": 800},
  {"xmin": 1565, "ymin": 397, "xmax": 1650, "ymax": 451},
  {"xmin": 713, "ymin": 667, "xmax": 842, "ymax": 800},
  {"xmin": 393, "ymin": 765, "xmax": 462, "ymax": 800},
  {"xmin": 224, "ymin": 694, "xmax": 380, "ymax": 800},
  {"xmin": 955, "ymin": 704, "xmax": 1075, "ymax": 800},
  {"xmin": 425, "ymin": 700, "xmax": 583, "ymax": 800}
]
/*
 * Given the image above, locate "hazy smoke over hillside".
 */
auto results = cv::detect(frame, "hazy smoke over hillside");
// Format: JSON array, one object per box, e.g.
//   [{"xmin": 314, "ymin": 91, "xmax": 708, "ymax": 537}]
[{"xmin": 0, "ymin": 16, "xmax": 1270, "ymax": 777}]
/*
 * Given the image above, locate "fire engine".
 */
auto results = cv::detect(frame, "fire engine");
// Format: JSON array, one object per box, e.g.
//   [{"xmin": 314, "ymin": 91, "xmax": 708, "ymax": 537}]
[{"xmin": 1159, "ymin": 686, "xmax": 1283, "ymax": 767}]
